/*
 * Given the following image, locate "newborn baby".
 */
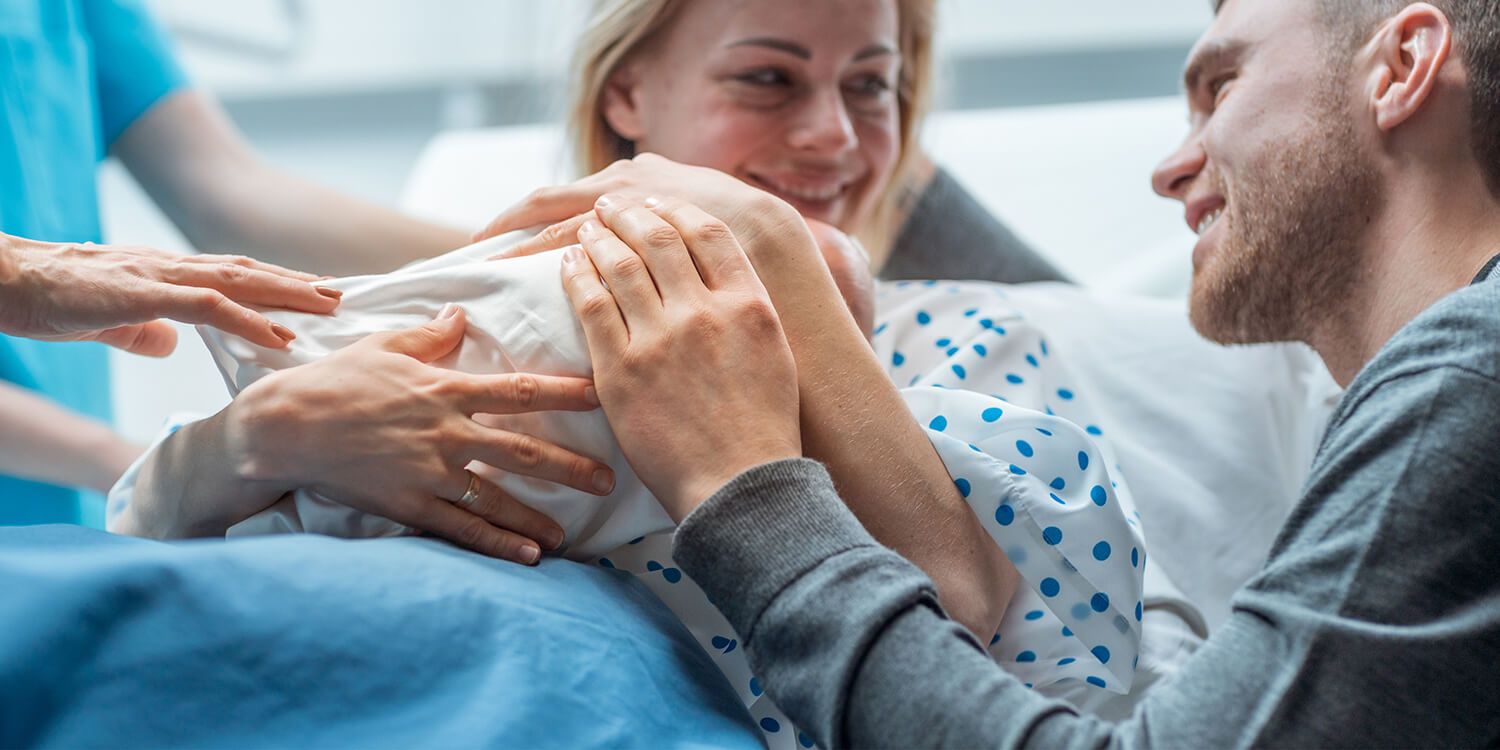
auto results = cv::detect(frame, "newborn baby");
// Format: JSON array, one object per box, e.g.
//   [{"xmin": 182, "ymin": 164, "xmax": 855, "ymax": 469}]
[{"xmin": 109, "ymin": 230, "xmax": 1147, "ymax": 749}]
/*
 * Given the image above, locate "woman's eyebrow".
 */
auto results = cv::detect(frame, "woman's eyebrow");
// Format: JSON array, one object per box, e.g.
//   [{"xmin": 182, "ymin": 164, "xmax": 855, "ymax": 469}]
[
  {"xmin": 726, "ymin": 38, "xmax": 897, "ymax": 63},
  {"xmin": 727, "ymin": 37, "xmax": 812, "ymax": 59}
]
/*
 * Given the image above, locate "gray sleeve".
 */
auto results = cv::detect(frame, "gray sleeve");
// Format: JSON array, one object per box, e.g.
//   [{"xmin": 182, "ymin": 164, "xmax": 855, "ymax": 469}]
[
  {"xmin": 672, "ymin": 365, "xmax": 1500, "ymax": 749},
  {"xmin": 881, "ymin": 168, "xmax": 1071, "ymax": 285}
]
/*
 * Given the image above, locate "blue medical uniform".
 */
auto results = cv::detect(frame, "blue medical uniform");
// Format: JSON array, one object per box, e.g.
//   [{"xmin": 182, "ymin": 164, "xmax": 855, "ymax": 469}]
[{"xmin": 0, "ymin": 0, "xmax": 186, "ymax": 525}]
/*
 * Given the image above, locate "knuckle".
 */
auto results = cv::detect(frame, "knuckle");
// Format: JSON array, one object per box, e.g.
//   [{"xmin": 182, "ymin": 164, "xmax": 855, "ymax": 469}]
[
  {"xmin": 194, "ymin": 289, "xmax": 232, "ymax": 316},
  {"xmin": 578, "ymin": 292, "xmax": 616, "ymax": 321},
  {"xmin": 507, "ymin": 433, "xmax": 543, "ymax": 468},
  {"xmin": 641, "ymin": 225, "xmax": 683, "ymax": 250},
  {"xmin": 506, "ymin": 374, "xmax": 541, "ymax": 408},
  {"xmin": 609, "ymin": 255, "xmax": 647, "ymax": 280},
  {"xmin": 454, "ymin": 517, "xmax": 491, "ymax": 551},
  {"xmin": 686, "ymin": 219, "xmax": 734, "ymax": 246}
]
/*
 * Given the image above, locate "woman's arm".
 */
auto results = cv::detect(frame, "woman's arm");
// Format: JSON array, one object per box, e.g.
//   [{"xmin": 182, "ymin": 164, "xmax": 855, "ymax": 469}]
[
  {"xmin": 482, "ymin": 158, "xmax": 1019, "ymax": 636},
  {"xmin": 116, "ymin": 308, "xmax": 610, "ymax": 565},
  {"xmin": 113, "ymin": 91, "xmax": 471, "ymax": 277},
  {"xmin": 0, "ymin": 381, "xmax": 142, "ymax": 494}
]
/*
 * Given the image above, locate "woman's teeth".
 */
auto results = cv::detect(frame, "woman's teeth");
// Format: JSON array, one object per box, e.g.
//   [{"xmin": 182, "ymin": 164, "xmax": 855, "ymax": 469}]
[
  {"xmin": 1196, "ymin": 207, "xmax": 1224, "ymax": 236},
  {"xmin": 760, "ymin": 176, "xmax": 846, "ymax": 203}
]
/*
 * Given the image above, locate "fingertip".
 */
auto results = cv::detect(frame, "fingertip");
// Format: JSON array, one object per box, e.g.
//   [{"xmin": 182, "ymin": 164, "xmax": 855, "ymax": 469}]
[{"xmin": 519, "ymin": 544, "xmax": 541, "ymax": 565}]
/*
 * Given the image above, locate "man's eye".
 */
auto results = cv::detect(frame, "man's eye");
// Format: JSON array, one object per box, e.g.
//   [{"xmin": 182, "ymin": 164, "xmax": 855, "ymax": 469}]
[{"xmin": 1209, "ymin": 75, "xmax": 1235, "ymax": 104}]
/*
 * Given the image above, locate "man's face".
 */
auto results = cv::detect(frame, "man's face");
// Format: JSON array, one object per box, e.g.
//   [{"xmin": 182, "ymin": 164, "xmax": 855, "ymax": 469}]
[{"xmin": 1152, "ymin": 0, "xmax": 1381, "ymax": 345}]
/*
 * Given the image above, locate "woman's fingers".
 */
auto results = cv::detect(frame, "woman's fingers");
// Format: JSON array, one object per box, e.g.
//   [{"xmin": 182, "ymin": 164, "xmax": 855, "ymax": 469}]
[
  {"xmin": 460, "ymin": 423, "xmax": 616, "ymax": 497},
  {"xmin": 417, "ymin": 498, "xmax": 548, "ymax": 565},
  {"xmin": 593, "ymin": 196, "xmax": 704, "ymax": 297},
  {"xmin": 560, "ymin": 246, "xmax": 629, "ymax": 354},
  {"xmin": 487, "ymin": 212, "xmax": 593, "ymax": 260},
  {"xmin": 160, "ymin": 259, "xmax": 341, "ymax": 314},
  {"xmin": 451, "ymin": 372, "xmax": 599, "ymax": 415},
  {"xmin": 156, "ymin": 284, "xmax": 299, "ymax": 349},
  {"xmin": 180, "ymin": 252, "xmax": 325, "ymax": 283},
  {"xmin": 474, "ymin": 180, "xmax": 611, "ymax": 243},
  {"xmin": 440, "ymin": 471, "xmax": 566, "ymax": 551},
  {"xmin": 373, "ymin": 305, "xmax": 466, "ymax": 361},
  {"xmin": 644, "ymin": 197, "xmax": 758, "ymax": 291},
  {"xmin": 576, "ymin": 216, "xmax": 664, "ymax": 326},
  {"xmin": 88, "ymin": 322, "xmax": 180, "ymax": 357}
]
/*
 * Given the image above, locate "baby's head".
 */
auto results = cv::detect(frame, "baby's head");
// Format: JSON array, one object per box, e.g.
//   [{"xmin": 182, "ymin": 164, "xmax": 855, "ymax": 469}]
[{"xmin": 805, "ymin": 219, "xmax": 877, "ymax": 342}]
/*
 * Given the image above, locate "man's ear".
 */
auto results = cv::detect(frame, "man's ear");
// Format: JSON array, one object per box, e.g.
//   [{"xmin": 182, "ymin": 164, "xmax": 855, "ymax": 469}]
[
  {"xmin": 1366, "ymin": 3, "xmax": 1454, "ymax": 132},
  {"xmin": 601, "ymin": 62, "xmax": 648, "ymax": 142}
]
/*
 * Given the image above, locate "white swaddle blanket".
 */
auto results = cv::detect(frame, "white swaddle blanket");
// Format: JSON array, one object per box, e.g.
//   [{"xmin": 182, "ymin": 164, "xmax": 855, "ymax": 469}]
[
  {"xmin": 200, "ymin": 237, "xmax": 671, "ymax": 557},
  {"xmin": 111, "ymin": 238, "xmax": 1153, "ymax": 749}
]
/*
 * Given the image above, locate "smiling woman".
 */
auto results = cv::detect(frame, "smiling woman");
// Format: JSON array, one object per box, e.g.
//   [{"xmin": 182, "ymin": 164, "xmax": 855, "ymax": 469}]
[{"xmin": 560, "ymin": 0, "xmax": 1068, "ymax": 283}]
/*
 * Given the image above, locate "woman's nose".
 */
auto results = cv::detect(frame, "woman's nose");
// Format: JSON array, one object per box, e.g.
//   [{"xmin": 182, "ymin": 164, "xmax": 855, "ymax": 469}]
[
  {"xmin": 1152, "ymin": 136, "xmax": 1207, "ymax": 201},
  {"xmin": 787, "ymin": 89, "xmax": 858, "ymax": 155}
]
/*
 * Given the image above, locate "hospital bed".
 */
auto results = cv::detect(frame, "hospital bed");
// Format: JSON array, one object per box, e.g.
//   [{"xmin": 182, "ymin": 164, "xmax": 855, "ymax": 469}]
[{"xmin": 12, "ymin": 98, "xmax": 1336, "ymax": 746}]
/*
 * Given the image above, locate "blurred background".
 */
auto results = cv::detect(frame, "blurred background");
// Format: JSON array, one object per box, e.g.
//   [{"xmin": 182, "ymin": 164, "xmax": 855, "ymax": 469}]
[
  {"xmin": 105, "ymin": 0, "xmax": 1212, "ymax": 247},
  {"xmin": 104, "ymin": 0, "xmax": 1216, "ymax": 442}
]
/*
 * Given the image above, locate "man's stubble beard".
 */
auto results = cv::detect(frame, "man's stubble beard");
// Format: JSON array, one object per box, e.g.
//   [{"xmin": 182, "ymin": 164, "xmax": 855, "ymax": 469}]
[{"xmin": 1189, "ymin": 89, "xmax": 1383, "ymax": 347}]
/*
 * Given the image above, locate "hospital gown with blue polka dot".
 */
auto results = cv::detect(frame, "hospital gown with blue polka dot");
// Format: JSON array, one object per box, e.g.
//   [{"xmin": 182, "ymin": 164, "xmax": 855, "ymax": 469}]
[{"xmin": 598, "ymin": 280, "xmax": 1148, "ymax": 749}]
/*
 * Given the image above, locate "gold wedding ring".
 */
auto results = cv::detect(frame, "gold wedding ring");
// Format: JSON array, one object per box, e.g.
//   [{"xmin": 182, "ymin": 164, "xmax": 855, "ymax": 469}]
[{"xmin": 455, "ymin": 470, "xmax": 483, "ymax": 510}]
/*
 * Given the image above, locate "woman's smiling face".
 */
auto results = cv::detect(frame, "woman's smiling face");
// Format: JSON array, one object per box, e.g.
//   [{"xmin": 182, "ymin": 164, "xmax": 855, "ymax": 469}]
[{"xmin": 601, "ymin": 0, "xmax": 903, "ymax": 233}]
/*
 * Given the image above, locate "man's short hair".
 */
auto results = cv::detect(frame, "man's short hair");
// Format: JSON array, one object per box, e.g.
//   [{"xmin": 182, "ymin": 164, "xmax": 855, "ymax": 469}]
[{"xmin": 1212, "ymin": 0, "xmax": 1500, "ymax": 197}]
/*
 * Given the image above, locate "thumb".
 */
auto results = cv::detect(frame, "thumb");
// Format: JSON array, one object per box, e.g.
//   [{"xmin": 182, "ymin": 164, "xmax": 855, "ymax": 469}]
[
  {"xmin": 380, "ymin": 304, "xmax": 466, "ymax": 362},
  {"xmin": 90, "ymin": 322, "xmax": 180, "ymax": 358}
]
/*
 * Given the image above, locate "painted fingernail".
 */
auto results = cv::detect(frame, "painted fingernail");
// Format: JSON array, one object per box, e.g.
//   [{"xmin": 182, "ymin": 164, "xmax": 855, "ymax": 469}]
[
  {"xmin": 593, "ymin": 469, "xmax": 615, "ymax": 494},
  {"xmin": 595, "ymin": 194, "xmax": 615, "ymax": 208},
  {"xmin": 584, "ymin": 385, "xmax": 599, "ymax": 406},
  {"xmin": 519, "ymin": 544, "xmax": 541, "ymax": 565},
  {"xmin": 315, "ymin": 285, "xmax": 343, "ymax": 299},
  {"xmin": 644, "ymin": 196, "xmax": 662, "ymax": 208},
  {"xmin": 544, "ymin": 529, "xmax": 565, "ymax": 551},
  {"xmin": 439, "ymin": 303, "xmax": 459, "ymax": 319},
  {"xmin": 271, "ymin": 323, "xmax": 296, "ymax": 342}
]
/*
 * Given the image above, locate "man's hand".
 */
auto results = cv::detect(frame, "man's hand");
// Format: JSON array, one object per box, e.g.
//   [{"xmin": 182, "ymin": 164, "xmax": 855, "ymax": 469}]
[{"xmin": 0, "ymin": 232, "xmax": 342, "ymax": 356}]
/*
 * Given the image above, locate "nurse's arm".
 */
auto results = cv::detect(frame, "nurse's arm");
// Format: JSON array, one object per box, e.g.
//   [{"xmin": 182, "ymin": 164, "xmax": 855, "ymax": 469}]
[
  {"xmin": 113, "ymin": 91, "xmax": 471, "ymax": 278},
  {"xmin": 0, "ymin": 381, "xmax": 141, "ymax": 494}
]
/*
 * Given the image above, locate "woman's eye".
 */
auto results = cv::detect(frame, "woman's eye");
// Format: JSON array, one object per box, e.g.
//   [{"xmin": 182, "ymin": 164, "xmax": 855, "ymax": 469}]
[
  {"xmin": 735, "ymin": 69, "xmax": 790, "ymax": 87},
  {"xmin": 845, "ymin": 74, "xmax": 894, "ymax": 98}
]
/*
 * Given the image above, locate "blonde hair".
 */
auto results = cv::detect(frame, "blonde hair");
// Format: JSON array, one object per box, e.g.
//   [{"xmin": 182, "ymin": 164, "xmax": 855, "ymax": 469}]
[{"xmin": 566, "ymin": 0, "xmax": 937, "ymax": 258}]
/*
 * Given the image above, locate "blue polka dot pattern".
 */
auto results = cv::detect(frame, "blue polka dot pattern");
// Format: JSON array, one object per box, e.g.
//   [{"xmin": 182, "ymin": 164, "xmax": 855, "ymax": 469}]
[
  {"xmin": 1057, "ymin": 388, "xmax": 1075, "ymax": 400},
  {"xmin": 892, "ymin": 351, "xmax": 906, "ymax": 367},
  {"xmin": 1091, "ymin": 593, "xmax": 1110, "ymax": 613},
  {"xmin": 1077, "ymin": 452, "xmax": 1090, "ymax": 471},
  {"xmin": 1025, "ymin": 609, "xmax": 1045, "ymax": 621},
  {"xmin": 760, "ymin": 717, "xmax": 781, "ymax": 733},
  {"xmin": 955, "ymin": 478, "xmax": 971, "ymax": 497},
  {"xmin": 1042, "ymin": 526, "xmax": 1063, "ymax": 545},
  {"xmin": 952, "ymin": 364, "xmax": 967, "ymax": 379},
  {"xmin": 1016, "ymin": 650, "xmax": 1037, "ymax": 663},
  {"xmin": 1093, "ymin": 541, "xmax": 1111, "ymax": 561},
  {"xmin": 995, "ymin": 505, "xmax": 1015, "ymax": 526},
  {"xmin": 1092, "ymin": 646, "xmax": 1111, "ymax": 665},
  {"xmin": 1136, "ymin": 601, "xmax": 1144, "ymax": 622},
  {"xmin": 1050, "ymin": 477, "xmax": 1067, "ymax": 491},
  {"xmin": 982, "ymin": 407, "xmax": 1004, "ymax": 422},
  {"xmin": 799, "ymin": 732, "xmax": 816, "ymax": 748},
  {"xmin": 929, "ymin": 415, "xmax": 948, "ymax": 432},
  {"xmin": 1087, "ymin": 676, "xmax": 1108, "ymax": 689},
  {"xmin": 1058, "ymin": 657, "xmax": 1076, "ymax": 666},
  {"xmin": 1016, "ymin": 440, "xmax": 1035, "ymax": 457},
  {"xmin": 1040, "ymin": 578, "xmax": 1061, "ymax": 597},
  {"xmin": 1006, "ymin": 373, "xmax": 1025, "ymax": 384},
  {"xmin": 1091, "ymin": 486, "xmax": 1108, "ymax": 507},
  {"xmin": 750, "ymin": 677, "xmax": 763, "ymax": 697},
  {"xmin": 916, "ymin": 311, "xmax": 932, "ymax": 325}
]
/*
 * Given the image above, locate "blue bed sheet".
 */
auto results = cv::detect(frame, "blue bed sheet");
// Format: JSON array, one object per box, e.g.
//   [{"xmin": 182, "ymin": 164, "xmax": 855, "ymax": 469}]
[{"xmin": 0, "ymin": 526, "xmax": 761, "ymax": 749}]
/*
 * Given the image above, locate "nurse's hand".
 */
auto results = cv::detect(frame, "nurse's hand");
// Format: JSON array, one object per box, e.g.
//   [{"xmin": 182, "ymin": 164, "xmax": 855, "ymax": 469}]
[
  {"xmin": 476, "ymin": 154, "xmax": 801, "ymax": 259},
  {"xmin": 223, "ymin": 306, "xmax": 614, "ymax": 563},
  {"xmin": 0, "ymin": 232, "xmax": 341, "ymax": 356},
  {"xmin": 559, "ymin": 195, "xmax": 801, "ymax": 521}
]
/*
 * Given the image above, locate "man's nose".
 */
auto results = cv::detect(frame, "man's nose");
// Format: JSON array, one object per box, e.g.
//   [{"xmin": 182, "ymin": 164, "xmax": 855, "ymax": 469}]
[
  {"xmin": 1152, "ymin": 137, "xmax": 1207, "ymax": 201},
  {"xmin": 788, "ymin": 88, "xmax": 858, "ymax": 154}
]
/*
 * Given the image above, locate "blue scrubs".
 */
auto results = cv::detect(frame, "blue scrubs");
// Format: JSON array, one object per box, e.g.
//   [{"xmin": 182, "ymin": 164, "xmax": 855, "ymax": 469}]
[{"xmin": 0, "ymin": 0, "xmax": 186, "ymax": 524}]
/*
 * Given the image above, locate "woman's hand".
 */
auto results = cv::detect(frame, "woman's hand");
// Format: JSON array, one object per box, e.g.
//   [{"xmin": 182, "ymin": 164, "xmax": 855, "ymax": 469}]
[
  {"xmin": 127, "ymin": 306, "xmax": 615, "ymax": 565},
  {"xmin": 560, "ymin": 195, "xmax": 802, "ymax": 520},
  {"xmin": 476, "ymin": 154, "xmax": 804, "ymax": 262},
  {"xmin": 0, "ymin": 232, "xmax": 341, "ymax": 356}
]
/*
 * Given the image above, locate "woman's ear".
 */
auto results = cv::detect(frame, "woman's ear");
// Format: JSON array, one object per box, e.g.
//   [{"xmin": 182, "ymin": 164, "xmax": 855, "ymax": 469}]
[
  {"xmin": 1365, "ymin": 3, "xmax": 1454, "ymax": 133},
  {"xmin": 602, "ymin": 63, "xmax": 648, "ymax": 142}
]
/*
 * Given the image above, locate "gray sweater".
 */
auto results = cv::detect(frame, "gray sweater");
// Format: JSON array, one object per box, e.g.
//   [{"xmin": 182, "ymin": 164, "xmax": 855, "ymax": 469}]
[
  {"xmin": 672, "ymin": 261, "xmax": 1500, "ymax": 749},
  {"xmin": 882, "ymin": 168, "xmax": 1070, "ymax": 285}
]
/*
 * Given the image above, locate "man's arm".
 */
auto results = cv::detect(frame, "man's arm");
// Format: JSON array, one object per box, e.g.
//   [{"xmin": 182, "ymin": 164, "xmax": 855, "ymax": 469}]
[
  {"xmin": 113, "ymin": 91, "xmax": 471, "ymax": 277},
  {"xmin": 672, "ymin": 365, "xmax": 1500, "ymax": 749}
]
